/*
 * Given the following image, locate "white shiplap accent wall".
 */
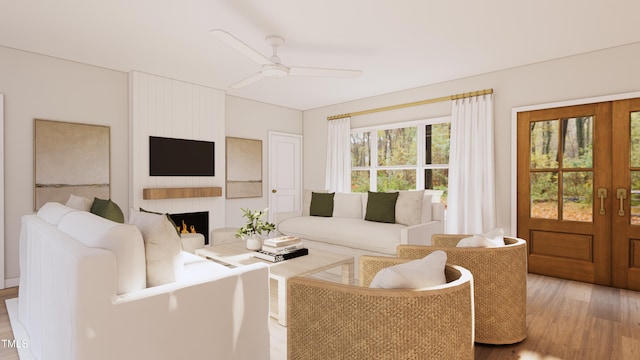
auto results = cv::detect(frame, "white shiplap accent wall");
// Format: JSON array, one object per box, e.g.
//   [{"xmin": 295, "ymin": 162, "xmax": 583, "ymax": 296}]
[{"xmin": 129, "ymin": 71, "xmax": 226, "ymax": 232}]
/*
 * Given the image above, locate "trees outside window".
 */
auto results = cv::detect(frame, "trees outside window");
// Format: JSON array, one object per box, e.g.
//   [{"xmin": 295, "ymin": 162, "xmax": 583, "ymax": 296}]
[{"xmin": 350, "ymin": 117, "xmax": 450, "ymax": 204}]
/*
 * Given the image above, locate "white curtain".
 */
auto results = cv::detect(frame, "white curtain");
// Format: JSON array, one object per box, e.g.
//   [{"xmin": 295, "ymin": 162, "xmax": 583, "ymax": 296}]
[
  {"xmin": 325, "ymin": 117, "xmax": 351, "ymax": 192},
  {"xmin": 446, "ymin": 94, "xmax": 496, "ymax": 234}
]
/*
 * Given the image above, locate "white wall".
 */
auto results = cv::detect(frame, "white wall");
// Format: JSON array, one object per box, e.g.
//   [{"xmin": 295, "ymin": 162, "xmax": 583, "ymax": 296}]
[
  {"xmin": 129, "ymin": 71, "xmax": 226, "ymax": 235},
  {"xmin": 225, "ymin": 95, "xmax": 302, "ymax": 228},
  {"xmin": 303, "ymin": 42, "xmax": 640, "ymax": 236},
  {"xmin": 0, "ymin": 45, "xmax": 129, "ymax": 282}
]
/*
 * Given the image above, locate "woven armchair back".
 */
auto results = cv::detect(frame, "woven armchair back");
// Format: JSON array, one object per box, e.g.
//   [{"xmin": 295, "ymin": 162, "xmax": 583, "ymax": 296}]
[
  {"xmin": 287, "ymin": 261, "xmax": 474, "ymax": 360},
  {"xmin": 397, "ymin": 235, "xmax": 527, "ymax": 345}
]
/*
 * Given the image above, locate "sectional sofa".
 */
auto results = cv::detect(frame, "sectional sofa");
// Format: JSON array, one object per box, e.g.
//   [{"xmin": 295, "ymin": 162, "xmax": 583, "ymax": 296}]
[{"xmin": 18, "ymin": 202, "xmax": 270, "ymax": 360}]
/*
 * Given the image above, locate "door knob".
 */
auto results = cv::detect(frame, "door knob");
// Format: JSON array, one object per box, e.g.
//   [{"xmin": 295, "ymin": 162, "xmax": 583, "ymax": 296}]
[{"xmin": 272, "ymin": 189, "xmax": 277, "ymax": 193}]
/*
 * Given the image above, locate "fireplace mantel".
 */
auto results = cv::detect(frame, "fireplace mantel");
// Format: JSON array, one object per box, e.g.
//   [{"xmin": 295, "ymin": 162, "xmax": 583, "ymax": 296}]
[{"xmin": 142, "ymin": 187, "xmax": 222, "ymax": 200}]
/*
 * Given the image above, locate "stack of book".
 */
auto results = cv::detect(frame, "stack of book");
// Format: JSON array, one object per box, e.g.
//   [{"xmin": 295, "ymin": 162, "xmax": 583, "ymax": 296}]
[{"xmin": 254, "ymin": 236, "xmax": 308, "ymax": 262}]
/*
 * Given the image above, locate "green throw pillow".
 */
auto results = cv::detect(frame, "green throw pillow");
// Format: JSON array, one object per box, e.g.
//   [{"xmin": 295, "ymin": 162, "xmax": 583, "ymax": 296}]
[
  {"xmin": 91, "ymin": 198, "xmax": 125, "ymax": 223},
  {"xmin": 365, "ymin": 191, "xmax": 399, "ymax": 223},
  {"xmin": 310, "ymin": 192, "xmax": 335, "ymax": 217}
]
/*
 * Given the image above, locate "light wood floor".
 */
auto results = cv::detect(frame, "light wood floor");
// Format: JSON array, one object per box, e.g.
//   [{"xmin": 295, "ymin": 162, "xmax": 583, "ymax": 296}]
[{"xmin": 2, "ymin": 274, "xmax": 640, "ymax": 359}]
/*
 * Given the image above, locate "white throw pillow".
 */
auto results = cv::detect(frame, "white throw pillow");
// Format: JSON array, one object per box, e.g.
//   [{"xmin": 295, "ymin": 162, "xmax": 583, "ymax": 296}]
[
  {"xmin": 457, "ymin": 228, "xmax": 506, "ymax": 247},
  {"xmin": 420, "ymin": 194, "xmax": 434, "ymax": 223},
  {"xmin": 333, "ymin": 193, "xmax": 363, "ymax": 219},
  {"xmin": 395, "ymin": 190, "xmax": 425, "ymax": 226},
  {"xmin": 369, "ymin": 250, "xmax": 447, "ymax": 289},
  {"xmin": 65, "ymin": 194, "xmax": 93, "ymax": 211},
  {"xmin": 129, "ymin": 209, "xmax": 184, "ymax": 287}
]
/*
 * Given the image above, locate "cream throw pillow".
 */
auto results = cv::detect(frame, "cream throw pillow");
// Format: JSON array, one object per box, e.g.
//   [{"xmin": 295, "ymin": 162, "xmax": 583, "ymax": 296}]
[
  {"xmin": 395, "ymin": 190, "xmax": 425, "ymax": 226},
  {"xmin": 369, "ymin": 250, "xmax": 447, "ymax": 289},
  {"xmin": 65, "ymin": 194, "xmax": 94, "ymax": 211},
  {"xmin": 457, "ymin": 228, "xmax": 506, "ymax": 247},
  {"xmin": 333, "ymin": 192, "xmax": 363, "ymax": 218},
  {"xmin": 129, "ymin": 209, "xmax": 184, "ymax": 287}
]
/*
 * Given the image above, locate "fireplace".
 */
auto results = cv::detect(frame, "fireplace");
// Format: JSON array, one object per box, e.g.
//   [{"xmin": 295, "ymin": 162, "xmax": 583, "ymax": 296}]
[{"xmin": 168, "ymin": 211, "xmax": 209, "ymax": 245}]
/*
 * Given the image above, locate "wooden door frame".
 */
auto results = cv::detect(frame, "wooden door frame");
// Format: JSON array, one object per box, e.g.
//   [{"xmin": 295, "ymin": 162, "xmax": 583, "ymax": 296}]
[{"xmin": 511, "ymin": 91, "xmax": 640, "ymax": 238}]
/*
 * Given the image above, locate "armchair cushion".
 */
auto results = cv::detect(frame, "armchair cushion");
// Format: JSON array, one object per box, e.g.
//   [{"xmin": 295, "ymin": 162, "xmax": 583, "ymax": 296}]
[
  {"xmin": 457, "ymin": 228, "xmax": 505, "ymax": 247},
  {"xmin": 370, "ymin": 250, "xmax": 447, "ymax": 289}
]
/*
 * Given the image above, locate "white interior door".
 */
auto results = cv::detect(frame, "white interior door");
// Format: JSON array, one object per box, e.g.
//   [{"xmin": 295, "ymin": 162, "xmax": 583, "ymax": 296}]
[{"xmin": 268, "ymin": 132, "xmax": 302, "ymax": 221}]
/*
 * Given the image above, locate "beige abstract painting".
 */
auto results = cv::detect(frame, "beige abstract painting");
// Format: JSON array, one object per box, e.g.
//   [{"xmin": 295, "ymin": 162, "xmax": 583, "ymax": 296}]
[
  {"xmin": 226, "ymin": 137, "xmax": 262, "ymax": 198},
  {"xmin": 34, "ymin": 119, "xmax": 110, "ymax": 210}
]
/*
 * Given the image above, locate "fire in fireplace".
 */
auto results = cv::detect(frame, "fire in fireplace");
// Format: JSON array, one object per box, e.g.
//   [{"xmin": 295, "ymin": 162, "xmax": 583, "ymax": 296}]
[{"xmin": 168, "ymin": 211, "xmax": 209, "ymax": 245}]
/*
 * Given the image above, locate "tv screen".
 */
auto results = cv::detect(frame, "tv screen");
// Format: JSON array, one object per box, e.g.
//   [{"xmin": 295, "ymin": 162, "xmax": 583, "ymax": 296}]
[{"xmin": 149, "ymin": 136, "xmax": 215, "ymax": 176}]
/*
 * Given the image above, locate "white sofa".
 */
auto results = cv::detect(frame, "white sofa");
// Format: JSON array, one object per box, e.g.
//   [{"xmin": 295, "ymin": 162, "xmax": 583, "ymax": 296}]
[
  {"xmin": 275, "ymin": 191, "xmax": 445, "ymax": 270},
  {"xmin": 18, "ymin": 203, "xmax": 270, "ymax": 360}
]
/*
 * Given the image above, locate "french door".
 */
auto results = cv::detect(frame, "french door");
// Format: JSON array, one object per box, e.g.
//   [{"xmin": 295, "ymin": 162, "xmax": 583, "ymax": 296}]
[{"xmin": 517, "ymin": 98, "xmax": 640, "ymax": 290}]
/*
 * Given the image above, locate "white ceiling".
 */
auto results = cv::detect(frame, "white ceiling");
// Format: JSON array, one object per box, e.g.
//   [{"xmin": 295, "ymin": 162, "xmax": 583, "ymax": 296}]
[{"xmin": 1, "ymin": 0, "xmax": 639, "ymax": 110}]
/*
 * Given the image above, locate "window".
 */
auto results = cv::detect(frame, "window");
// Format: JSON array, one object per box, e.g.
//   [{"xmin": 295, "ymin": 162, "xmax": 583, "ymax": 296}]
[{"xmin": 351, "ymin": 117, "xmax": 450, "ymax": 204}]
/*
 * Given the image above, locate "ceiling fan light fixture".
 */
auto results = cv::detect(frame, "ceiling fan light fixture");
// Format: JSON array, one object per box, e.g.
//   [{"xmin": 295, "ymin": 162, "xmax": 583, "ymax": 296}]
[{"xmin": 261, "ymin": 63, "xmax": 289, "ymax": 78}]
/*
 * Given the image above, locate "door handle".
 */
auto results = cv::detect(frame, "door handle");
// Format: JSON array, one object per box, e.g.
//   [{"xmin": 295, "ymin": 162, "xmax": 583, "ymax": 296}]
[
  {"xmin": 598, "ymin": 188, "xmax": 607, "ymax": 215},
  {"xmin": 617, "ymin": 188, "xmax": 627, "ymax": 216},
  {"xmin": 272, "ymin": 189, "xmax": 277, "ymax": 193}
]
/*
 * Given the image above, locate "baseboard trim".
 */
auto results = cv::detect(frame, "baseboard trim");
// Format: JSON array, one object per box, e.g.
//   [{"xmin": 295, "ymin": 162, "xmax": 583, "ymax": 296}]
[{"xmin": 5, "ymin": 277, "xmax": 19, "ymax": 288}]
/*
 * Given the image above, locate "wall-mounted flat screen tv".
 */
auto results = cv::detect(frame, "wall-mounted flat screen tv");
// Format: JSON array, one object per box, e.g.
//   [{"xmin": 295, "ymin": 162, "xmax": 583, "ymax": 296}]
[{"xmin": 149, "ymin": 136, "xmax": 215, "ymax": 176}]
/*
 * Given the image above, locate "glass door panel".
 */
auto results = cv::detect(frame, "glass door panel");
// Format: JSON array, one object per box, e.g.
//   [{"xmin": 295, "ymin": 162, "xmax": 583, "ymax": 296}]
[
  {"xmin": 530, "ymin": 171, "xmax": 558, "ymax": 219},
  {"xmin": 562, "ymin": 171, "xmax": 593, "ymax": 222}
]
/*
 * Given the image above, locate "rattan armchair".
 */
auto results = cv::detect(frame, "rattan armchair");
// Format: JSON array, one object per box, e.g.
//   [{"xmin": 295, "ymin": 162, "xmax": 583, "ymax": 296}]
[
  {"xmin": 397, "ymin": 235, "xmax": 527, "ymax": 344},
  {"xmin": 287, "ymin": 257, "xmax": 474, "ymax": 360}
]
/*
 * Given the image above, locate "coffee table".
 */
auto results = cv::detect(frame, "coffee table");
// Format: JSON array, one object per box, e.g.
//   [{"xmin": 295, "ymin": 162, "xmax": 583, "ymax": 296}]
[{"xmin": 195, "ymin": 241, "xmax": 354, "ymax": 326}]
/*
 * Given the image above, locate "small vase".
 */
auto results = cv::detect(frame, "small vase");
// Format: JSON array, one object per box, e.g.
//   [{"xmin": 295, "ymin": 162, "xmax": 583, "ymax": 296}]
[{"xmin": 245, "ymin": 235, "xmax": 263, "ymax": 251}]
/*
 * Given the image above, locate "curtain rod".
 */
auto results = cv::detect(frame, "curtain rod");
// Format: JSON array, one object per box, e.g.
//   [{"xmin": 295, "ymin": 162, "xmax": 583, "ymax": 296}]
[{"xmin": 327, "ymin": 88, "xmax": 493, "ymax": 120}]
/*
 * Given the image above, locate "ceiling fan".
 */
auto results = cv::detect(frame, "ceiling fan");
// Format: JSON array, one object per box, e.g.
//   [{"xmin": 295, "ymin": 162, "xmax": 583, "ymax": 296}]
[{"xmin": 210, "ymin": 29, "xmax": 363, "ymax": 89}]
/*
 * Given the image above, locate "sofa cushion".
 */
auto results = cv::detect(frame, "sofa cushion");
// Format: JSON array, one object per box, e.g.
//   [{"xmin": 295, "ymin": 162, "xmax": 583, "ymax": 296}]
[
  {"xmin": 395, "ymin": 190, "xmax": 425, "ymax": 226},
  {"xmin": 37, "ymin": 202, "xmax": 78, "ymax": 225},
  {"xmin": 65, "ymin": 194, "xmax": 93, "ymax": 211},
  {"xmin": 91, "ymin": 198, "xmax": 125, "ymax": 223},
  {"xmin": 279, "ymin": 216, "xmax": 405, "ymax": 254},
  {"xmin": 129, "ymin": 209, "xmax": 184, "ymax": 287},
  {"xmin": 310, "ymin": 192, "xmax": 335, "ymax": 217},
  {"xmin": 369, "ymin": 250, "xmax": 447, "ymax": 289},
  {"xmin": 333, "ymin": 193, "xmax": 363, "ymax": 219},
  {"xmin": 365, "ymin": 191, "xmax": 399, "ymax": 223},
  {"xmin": 57, "ymin": 210, "xmax": 146, "ymax": 294}
]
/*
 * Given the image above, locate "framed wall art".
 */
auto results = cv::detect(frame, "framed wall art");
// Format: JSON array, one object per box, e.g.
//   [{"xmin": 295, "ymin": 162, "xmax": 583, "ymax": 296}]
[
  {"xmin": 226, "ymin": 136, "xmax": 262, "ymax": 199},
  {"xmin": 34, "ymin": 119, "xmax": 110, "ymax": 210}
]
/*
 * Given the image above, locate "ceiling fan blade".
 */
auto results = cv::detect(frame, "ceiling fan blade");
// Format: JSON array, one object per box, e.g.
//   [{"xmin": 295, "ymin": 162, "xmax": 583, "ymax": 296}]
[
  {"xmin": 230, "ymin": 72, "xmax": 267, "ymax": 89},
  {"xmin": 288, "ymin": 67, "xmax": 362, "ymax": 78},
  {"xmin": 210, "ymin": 29, "xmax": 272, "ymax": 66}
]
